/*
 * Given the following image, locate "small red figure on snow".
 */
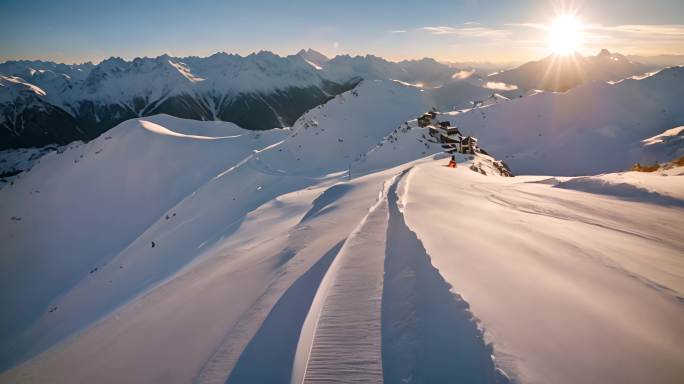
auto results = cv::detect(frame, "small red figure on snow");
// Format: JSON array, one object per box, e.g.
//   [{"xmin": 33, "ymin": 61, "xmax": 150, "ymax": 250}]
[{"xmin": 448, "ymin": 155, "xmax": 457, "ymax": 168}]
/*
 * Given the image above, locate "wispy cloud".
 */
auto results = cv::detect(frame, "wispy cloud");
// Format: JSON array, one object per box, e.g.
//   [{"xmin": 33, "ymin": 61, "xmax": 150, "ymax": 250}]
[
  {"xmin": 463, "ymin": 21, "xmax": 481, "ymax": 26},
  {"xmin": 512, "ymin": 22, "xmax": 684, "ymax": 38},
  {"xmin": 420, "ymin": 26, "xmax": 510, "ymax": 39},
  {"xmin": 505, "ymin": 22, "xmax": 547, "ymax": 30},
  {"xmin": 390, "ymin": 30, "xmax": 407, "ymax": 34},
  {"xmin": 484, "ymin": 81, "xmax": 518, "ymax": 91},
  {"xmin": 590, "ymin": 24, "xmax": 684, "ymax": 36}
]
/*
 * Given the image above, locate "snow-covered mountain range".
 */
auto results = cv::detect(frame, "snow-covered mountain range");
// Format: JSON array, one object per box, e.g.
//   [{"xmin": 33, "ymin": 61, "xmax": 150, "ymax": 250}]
[
  {"xmin": 488, "ymin": 49, "xmax": 651, "ymax": 91},
  {"xmin": 1, "ymin": 49, "xmax": 656, "ymax": 151},
  {"xmin": 0, "ymin": 50, "xmax": 465, "ymax": 150},
  {"xmin": 0, "ymin": 51, "xmax": 353, "ymax": 150},
  {"xmin": 1, "ymin": 52, "xmax": 684, "ymax": 384}
]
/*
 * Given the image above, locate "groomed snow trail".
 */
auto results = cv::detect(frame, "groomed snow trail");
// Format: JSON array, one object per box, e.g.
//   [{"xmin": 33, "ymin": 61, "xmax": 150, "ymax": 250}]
[{"xmin": 297, "ymin": 176, "xmax": 397, "ymax": 384}]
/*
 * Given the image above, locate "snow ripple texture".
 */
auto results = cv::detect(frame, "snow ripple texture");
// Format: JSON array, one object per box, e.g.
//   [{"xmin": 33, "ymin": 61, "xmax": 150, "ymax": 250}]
[{"xmin": 301, "ymin": 181, "xmax": 392, "ymax": 383}]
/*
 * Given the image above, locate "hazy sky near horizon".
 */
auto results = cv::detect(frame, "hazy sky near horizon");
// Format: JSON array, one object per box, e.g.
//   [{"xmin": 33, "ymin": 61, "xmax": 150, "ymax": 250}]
[{"xmin": 1, "ymin": 0, "xmax": 683, "ymax": 64}]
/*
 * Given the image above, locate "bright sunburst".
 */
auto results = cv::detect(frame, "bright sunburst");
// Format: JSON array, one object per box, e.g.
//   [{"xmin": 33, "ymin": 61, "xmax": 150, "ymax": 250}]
[{"xmin": 548, "ymin": 15, "xmax": 584, "ymax": 55}]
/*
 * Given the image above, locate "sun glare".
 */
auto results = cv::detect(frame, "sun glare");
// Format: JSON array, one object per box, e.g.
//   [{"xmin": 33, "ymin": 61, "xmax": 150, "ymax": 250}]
[{"xmin": 548, "ymin": 15, "xmax": 583, "ymax": 55}]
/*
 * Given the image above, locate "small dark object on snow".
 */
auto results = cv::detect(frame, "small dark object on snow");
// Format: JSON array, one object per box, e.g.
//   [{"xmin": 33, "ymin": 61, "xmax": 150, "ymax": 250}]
[
  {"xmin": 89, "ymin": 267, "xmax": 98, "ymax": 274},
  {"xmin": 166, "ymin": 214, "xmax": 169, "ymax": 220},
  {"xmin": 49, "ymin": 306, "xmax": 58, "ymax": 313},
  {"xmin": 172, "ymin": 213, "xmax": 176, "ymax": 217},
  {"xmin": 151, "ymin": 241, "xmax": 156, "ymax": 248},
  {"xmin": 447, "ymin": 155, "xmax": 457, "ymax": 168}
]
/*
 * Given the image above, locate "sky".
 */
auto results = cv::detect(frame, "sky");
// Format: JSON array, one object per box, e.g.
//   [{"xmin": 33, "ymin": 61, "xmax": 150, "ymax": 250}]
[{"xmin": 1, "ymin": 0, "xmax": 683, "ymax": 64}]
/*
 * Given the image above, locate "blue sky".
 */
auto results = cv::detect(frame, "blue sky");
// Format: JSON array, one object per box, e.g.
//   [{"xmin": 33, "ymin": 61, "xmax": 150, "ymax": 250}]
[{"xmin": 1, "ymin": 0, "xmax": 683, "ymax": 63}]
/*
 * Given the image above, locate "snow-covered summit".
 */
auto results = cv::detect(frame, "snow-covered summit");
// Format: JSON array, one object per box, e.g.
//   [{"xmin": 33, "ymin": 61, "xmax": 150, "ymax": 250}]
[{"xmin": 296, "ymin": 48, "xmax": 329, "ymax": 69}]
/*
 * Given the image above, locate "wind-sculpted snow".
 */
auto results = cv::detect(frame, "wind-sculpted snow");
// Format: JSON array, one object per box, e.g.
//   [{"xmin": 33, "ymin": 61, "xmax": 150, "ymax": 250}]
[
  {"xmin": 401, "ymin": 162, "xmax": 684, "ymax": 384},
  {"xmin": 556, "ymin": 176, "xmax": 684, "ymax": 207},
  {"xmin": 383, "ymin": 170, "xmax": 510, "ymax": 383}
]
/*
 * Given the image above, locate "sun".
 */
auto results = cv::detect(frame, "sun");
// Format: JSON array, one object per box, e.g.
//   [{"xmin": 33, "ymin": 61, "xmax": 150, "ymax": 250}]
[{"xmin": 548, "ymin": 15, "xmax": 584, "ymax": 55}]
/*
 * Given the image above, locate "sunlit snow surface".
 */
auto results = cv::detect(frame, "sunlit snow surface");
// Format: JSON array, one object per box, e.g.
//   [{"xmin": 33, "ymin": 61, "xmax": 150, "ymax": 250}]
[{"xmin": 1, "ymin": 72, "xmax": 684, "ymax": 383}]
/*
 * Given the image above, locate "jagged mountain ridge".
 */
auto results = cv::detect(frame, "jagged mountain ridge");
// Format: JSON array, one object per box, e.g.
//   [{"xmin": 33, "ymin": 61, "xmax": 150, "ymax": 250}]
[
  {"xmin": 489, "ymin": 49, "xmax": 651, "ymax": 92},
  {"xmin": 0, "ymin": 51, "xmax": 362, "ymax": 150},
  {"xmin": 0, "ymin": 50, "xmax": 467, "ymax": 150}
]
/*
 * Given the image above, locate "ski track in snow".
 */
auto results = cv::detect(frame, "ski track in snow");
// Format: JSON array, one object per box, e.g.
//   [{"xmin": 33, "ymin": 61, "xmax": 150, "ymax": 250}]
[{"xmin": 298, "ymin": 175, "xmax": 395, "ymax": 384}]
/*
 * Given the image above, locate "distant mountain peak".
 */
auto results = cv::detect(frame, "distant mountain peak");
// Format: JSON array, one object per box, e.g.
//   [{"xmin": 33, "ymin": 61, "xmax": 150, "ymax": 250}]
[
  {"xmin": 489, "ymin": 49, "xmax": 648, "ymax": 91},
  {"xmin": 296, "ymin": 48, "xmax": 330, "ymax": 70}
]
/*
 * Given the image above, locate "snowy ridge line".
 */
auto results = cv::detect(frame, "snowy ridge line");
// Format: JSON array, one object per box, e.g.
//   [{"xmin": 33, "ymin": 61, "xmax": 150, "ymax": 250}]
[
  {"xmin": 294, "ymin": 173, "xmax": 399, "ymax": 384},
  {"xmin": 211, "ymin": 139, "xmax": 286, "ymax": 181}
]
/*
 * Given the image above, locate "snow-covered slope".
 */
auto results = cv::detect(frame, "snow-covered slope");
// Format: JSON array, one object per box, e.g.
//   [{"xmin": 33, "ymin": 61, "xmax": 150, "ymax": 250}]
[
  {"xmin": 400, "ymin": 161, "xmax": 684, "ymax": 384},
  {"xmin": 0, "ymin": 79, "xmax": 435, "ymax": 371},
  {"xmin": 2, "ymin": 63, "xmax": 684, "ymax": 384},
  {"xmin": 0, "ymin": 115, "xmax": 289, "ymax": 363},
  {"xmin": 2, "ymin": 152, "xmax": 683, "ymax": 383},
  {"xmin": 441, "ymin": 66, "xmax": 684, "ymax": 175},
  {"xmin": 640, "ymin": 126, "xmax": 684, "ymax": 164}
]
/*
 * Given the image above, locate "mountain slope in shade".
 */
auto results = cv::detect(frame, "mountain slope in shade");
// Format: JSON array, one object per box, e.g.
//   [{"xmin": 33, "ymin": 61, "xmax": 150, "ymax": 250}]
[
  {"xmin": 489, "ymin": 49, "xmax": 651, "ymax": 92},
  {"xmin": 297, "ymin": 49, "xmax": 330, "ymax": 70},
  {"xmin": 0, "ymin": 52, "xmax": 359, "ymax": 150}
]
